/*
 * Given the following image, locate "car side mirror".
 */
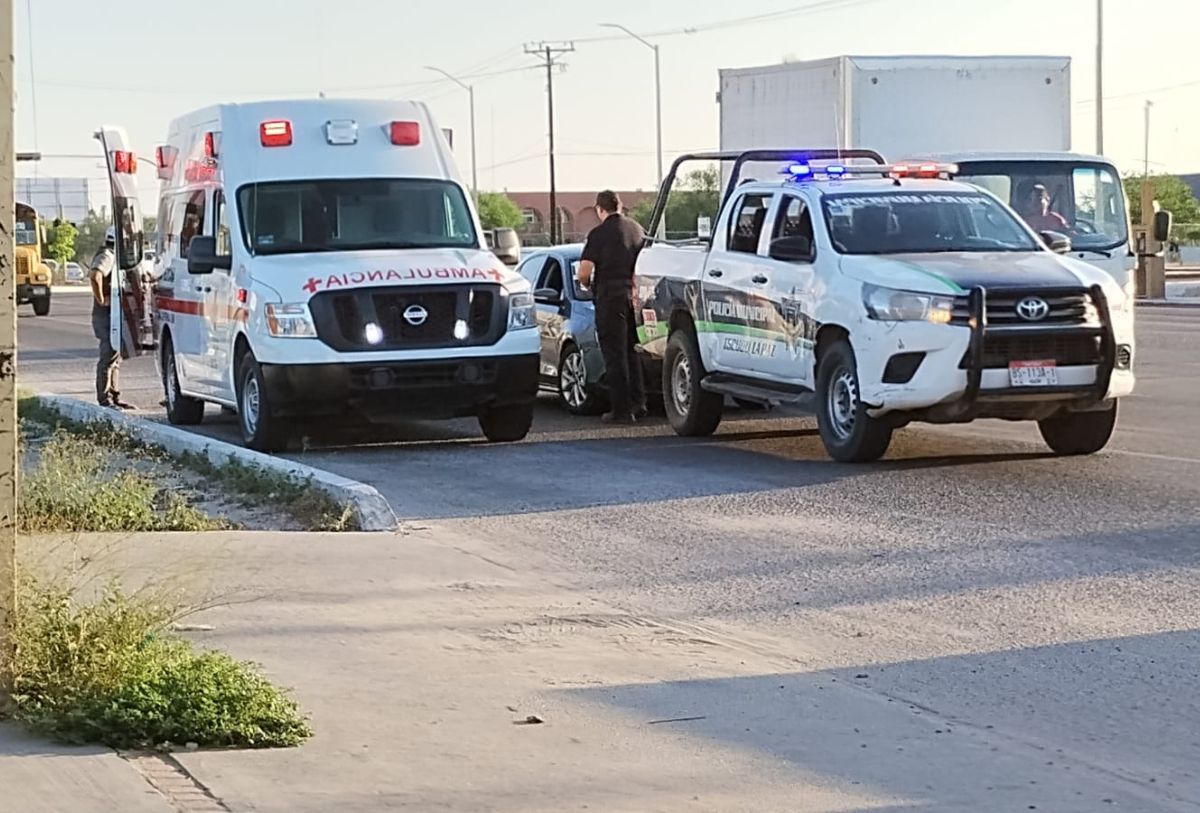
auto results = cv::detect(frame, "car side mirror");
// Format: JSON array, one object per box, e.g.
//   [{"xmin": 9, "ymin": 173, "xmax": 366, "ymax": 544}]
[
  {"xmin": 769, "ymin": 235, "xmax": 814, "ymax": 263},
  {"xmin": 534, "ymin": 287, "xmax": 563, "ymax": 306},
  {"xmin": 187, "ymin": 236, "xmax": 232, "ymax": 275},
  {"xmin": 1040, "ymin": 230, "xmax": 1072, "ymax": 254},
  {"xmin": 1153, "ymin": 210, "xmax": 1172, "ymax": 244}
]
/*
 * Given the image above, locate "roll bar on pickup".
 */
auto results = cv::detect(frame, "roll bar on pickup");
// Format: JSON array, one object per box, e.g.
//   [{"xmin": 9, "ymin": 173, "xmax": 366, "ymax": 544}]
[{"xmin": 646, "ymin": 148, "xmax": 886, "ymax": 241}]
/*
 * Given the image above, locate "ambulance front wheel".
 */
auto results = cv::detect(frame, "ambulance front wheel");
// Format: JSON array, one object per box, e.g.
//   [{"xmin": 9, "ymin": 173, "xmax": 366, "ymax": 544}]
[
  {"xmin": 237, "ymin": 352, "xmax": 289, "ymax": 453},
  {"xmin": 478, "ymin": 402, "xmax": 534, "ymax": 443}
]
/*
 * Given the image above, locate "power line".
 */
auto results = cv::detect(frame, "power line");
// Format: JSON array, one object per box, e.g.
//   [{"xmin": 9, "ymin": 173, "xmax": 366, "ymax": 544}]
[{"xmin": 1076, "ymin": 78, "xmax": 1200, "ymax": 106}]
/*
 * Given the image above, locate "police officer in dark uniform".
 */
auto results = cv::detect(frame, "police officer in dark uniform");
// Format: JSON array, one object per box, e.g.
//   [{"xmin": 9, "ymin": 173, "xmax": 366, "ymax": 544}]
[
  {"xmin": 577, "ymin": 190, "xmax": 647, "ymax": 423},
  {"xmin": 89, "ymin": 227, "xmax": 133, "ymax": 410}
]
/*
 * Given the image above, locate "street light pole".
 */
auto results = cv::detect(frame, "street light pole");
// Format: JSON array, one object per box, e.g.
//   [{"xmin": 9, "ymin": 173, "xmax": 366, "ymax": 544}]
[
  {"xmin": 602, "ymin": 23, "xmax": 663, "ymax": 188},
  {"xmin": 1144, "ymin": 100, "xmax": 1152, "ymax": 179},
  {"xmin": 1095, "ymin": 0, "xmax": 1104, "ymax": 154},
  {"xmin": 426, "ymin": 66, "xmax": 477, "ymax": 196}
]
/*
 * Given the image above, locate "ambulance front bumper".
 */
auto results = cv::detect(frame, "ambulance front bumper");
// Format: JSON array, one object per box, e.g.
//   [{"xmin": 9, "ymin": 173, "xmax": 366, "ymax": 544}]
[{"xmin": 259, "ymin": 353, "xmax": 539, "ymax": 420}]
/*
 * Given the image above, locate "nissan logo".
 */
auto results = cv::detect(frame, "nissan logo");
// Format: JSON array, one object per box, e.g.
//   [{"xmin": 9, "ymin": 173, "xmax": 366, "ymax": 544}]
[
  {"xmin": 1015, "ymin": 297, "xmax": 1050, "ymax": 322},
  {"xmin": 402, "ymin": 304, "xmax": 428, "ymax": 326}
]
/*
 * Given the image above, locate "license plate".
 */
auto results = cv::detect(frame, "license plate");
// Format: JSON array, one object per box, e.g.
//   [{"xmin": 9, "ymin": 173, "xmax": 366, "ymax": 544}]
[
  {"xmin": 1009, "ymin": 360, "xmax": 1058, "ymax": 387},
  {"xmin": 31, "ymin": 286, "xmax": 47, "ymax": 295}
]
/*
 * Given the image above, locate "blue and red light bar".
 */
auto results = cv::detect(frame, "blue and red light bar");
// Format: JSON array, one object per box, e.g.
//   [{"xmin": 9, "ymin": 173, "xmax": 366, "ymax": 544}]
[{"xmin": 782, "ymin": 160, "xmax": 958, "ymax": 181}]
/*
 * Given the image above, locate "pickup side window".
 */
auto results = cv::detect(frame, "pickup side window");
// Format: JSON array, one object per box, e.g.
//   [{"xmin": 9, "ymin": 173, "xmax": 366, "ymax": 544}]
[
  {"xmin": 771, "ymin": 195, "xmax": 816, "ymax": 264},
  {"xmin": 727, "ymin": 194, "xmax": 772, "ymax": 254}
]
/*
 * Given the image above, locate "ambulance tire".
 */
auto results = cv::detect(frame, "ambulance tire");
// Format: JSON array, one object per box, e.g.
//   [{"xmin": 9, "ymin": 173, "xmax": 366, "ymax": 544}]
[
  {"xmin": 1038, "ymin": 402, "xmax": 1117, "ymax": 456},
  {"xmin": 663, "ymin": 327, "xmax": 722, "ymax": 437},
  {"xmin": 237, "ymin": 353, "xmax": 288, "ymax": 452},
  {"xmin": 162, "ymin": 338, "xmax": 204, "ymax": 426},
  {"xmin": 816, "ymin": 338, "xmax": 893, "ymax": 463},
  {"xmin": 478, "ymin": 402, "xmax": 534, "ymax": 443},
  {"xmin": 32, "ymin": 296, "xmax": 50, "ymax": 316}
]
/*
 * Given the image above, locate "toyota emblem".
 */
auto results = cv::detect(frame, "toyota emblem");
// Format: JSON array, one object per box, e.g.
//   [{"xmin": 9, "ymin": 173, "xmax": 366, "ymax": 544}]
[
  {"xmin": 1015, "ymin": 296, "xmax": 1050, "ymax": 322},
  {"xmin": 402, "ymin": 304, "xmax": 428, "ymax": 326}
]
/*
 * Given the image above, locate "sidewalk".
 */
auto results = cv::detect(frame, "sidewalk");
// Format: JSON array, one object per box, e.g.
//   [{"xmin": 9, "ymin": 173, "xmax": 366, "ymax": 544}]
[{"xmin": 5, "ymin": 529, "xmax": 1186, "ymax": 812}]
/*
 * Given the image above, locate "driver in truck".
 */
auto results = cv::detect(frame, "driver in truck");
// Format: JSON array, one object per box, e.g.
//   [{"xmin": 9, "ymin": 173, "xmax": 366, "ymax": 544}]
[{"xmin": 1019, "ymin": 182, "xmax": 1070, "ymax": 234}]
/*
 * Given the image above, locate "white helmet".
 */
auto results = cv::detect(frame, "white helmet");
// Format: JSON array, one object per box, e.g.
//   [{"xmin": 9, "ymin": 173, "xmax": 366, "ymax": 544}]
[{"xmin": 104, "ymin": 226, "xmax": 115, "ymax": 245}]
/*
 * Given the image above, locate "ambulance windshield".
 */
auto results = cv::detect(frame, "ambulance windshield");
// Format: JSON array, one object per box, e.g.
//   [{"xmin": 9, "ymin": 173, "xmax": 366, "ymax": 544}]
[{"xmin": 238, "ymin": 178, "xmax": 478, "ymax": 256}]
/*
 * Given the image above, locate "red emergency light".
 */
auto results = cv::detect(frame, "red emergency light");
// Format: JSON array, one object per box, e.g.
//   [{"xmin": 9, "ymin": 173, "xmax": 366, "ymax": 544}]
[
  {"xmin": 113, "ymin": 150, "xmax": 137, "ymax": 174},
  {"xmin": 389, "ymin": 121, "xmax": 420, "ymax": 146},
  {"xmin": 889, "ymin": 162, "xmax": 958, "ymax": 180},
  {"xmin": 155, "ymin": 145, "xmax": 178, "ymax": 180},
  {"xmin": 260, "ymin": 120, "xmax": 293, "ymax": 147},
  {"xmin": 204, "ymin": 131, "xmax": 218, "ymax": 158}
]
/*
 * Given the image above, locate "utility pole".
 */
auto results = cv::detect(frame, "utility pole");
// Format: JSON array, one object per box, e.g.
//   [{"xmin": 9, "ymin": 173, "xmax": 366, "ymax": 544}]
[
  {"xmin": 1, "ymin": 0, "xmax": 16, "ymax": 694},
  {"xmin": 426, "ymin": 66, "xmax": 477, "ymax": 196},
  {"xmin": 1095, "ymin": 0, "xmax": 1104, "ymax": 154},
  {"xmin": 1143, "ymin": 100, "xmax": 1152, "ymax": 180},
  {"xmin": 602, "ymin": 24, "xmax": 664, "ymax": 188},
  {"xmin": 525, "ymin": 42, "xmax": 573, "ymax": 245}
]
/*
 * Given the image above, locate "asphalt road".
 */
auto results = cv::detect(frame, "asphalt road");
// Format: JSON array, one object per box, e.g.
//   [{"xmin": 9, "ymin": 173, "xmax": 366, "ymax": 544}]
[{"xmin": 20, "ymin": 287, "xmax": 1200, "ymax": 810}]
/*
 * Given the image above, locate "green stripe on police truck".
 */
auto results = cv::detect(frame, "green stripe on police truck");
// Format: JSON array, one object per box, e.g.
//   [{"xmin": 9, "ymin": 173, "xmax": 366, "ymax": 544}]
[{"xmin": 694, "ymin": 321, "xmax": 784, "ymax": 340}]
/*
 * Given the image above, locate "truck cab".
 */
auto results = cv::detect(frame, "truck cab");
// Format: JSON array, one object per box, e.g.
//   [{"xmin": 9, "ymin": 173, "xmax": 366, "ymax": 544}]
[
  {"xmin": 99, "ymin": 99, "xmax": 540, "ymax": 452},
  {"xmin": 636, "ymin": 150, "xmax": 1134, "ymax": 462},
  {"xmin": 915, "ymin": 152, "xmax": 1134, "ymax": 292}
]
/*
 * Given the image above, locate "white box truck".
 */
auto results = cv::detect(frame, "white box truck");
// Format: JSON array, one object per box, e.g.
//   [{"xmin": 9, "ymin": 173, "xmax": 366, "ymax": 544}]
[{"xmin": 718, "ymin": 56, "xmax": 1136, "ymax": 290}]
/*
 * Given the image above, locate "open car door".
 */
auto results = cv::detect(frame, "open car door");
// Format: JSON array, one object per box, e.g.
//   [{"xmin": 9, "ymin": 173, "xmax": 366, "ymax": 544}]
[{"xmin": 96, "ymin": 125, "xmax": 155, "ymax": 358}]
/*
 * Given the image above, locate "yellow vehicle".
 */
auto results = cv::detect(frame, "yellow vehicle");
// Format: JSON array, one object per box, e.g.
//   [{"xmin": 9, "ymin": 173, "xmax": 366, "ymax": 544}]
[{"xmin": 15, "ymin": 201, "xmax": 53, "ymax": 316}]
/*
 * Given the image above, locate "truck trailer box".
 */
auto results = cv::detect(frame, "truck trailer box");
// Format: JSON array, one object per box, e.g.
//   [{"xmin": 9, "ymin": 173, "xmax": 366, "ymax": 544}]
[{"xmin": 718, "ymin": 55, "xmax": 1072, "ymax": 158}]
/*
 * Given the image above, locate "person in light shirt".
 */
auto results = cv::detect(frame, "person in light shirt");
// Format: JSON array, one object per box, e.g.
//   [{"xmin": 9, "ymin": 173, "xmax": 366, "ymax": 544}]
[{"xmin": 1020, "ymin": 183, "xmax": 1070, "ymax": 234}]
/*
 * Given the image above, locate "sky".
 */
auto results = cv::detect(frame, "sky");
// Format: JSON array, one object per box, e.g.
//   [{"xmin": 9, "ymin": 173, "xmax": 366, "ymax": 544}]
[{"xmin": 14, "ymin": 0, "xmax": 1200, "ymax": 213}]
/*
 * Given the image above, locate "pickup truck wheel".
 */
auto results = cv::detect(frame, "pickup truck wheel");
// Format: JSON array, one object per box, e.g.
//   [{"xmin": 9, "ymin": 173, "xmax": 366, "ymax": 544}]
[
  {"xmin": 664, "ymin": 328, "xmax": 722, "ymax": 437},
  {"xmin": 478, "ymin": 402, "xmax": 534, "ymax": 443},
  {"xmin": 237, "ymin": 352, "xmax": 288, "ymax": 452},
  {"xmin": 162, "ymin": 338, "xmax": 204, "ymax": 426},
  {"xmin": 1038, "ymin": 402, "xmax": 1117, "ymax": 455},
  {"xmin": 32, "ymin": 295, "xmax": 50, "ymax": 316},
  {"xmin": 816, "ymin": 339, "xmax": 893, "ymax": 462},
  {"xmin": 558, "ymin": 344, "xmax": 605, "ymax": 415}
]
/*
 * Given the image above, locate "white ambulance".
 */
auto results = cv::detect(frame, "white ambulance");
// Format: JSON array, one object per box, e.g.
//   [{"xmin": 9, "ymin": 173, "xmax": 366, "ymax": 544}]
[{"xmin": 99, "ymin": 99, "xmax": 540, "ymax": 451}]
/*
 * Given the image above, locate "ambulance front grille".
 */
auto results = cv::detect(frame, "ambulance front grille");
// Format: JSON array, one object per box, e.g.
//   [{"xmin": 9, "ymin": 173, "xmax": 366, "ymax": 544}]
[{"xmin": 309, "ymin": 284, "xmax": 504, "ymax": 351}]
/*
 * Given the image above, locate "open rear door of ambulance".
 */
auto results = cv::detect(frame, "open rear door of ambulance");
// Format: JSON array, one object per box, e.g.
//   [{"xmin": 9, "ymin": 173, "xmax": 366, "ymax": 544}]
[{"xmin": 96, "ymin": 125, "xmax": 154, "ymax": 358}]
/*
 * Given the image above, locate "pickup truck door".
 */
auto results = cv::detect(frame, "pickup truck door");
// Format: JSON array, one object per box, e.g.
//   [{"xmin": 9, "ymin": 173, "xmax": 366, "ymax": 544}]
[
  {"xmin": 96, "ymin": 126, "xmax": 152, "ymax": 359},
  {"xmin": 759, "ymin": 193, "xmax": 819, "ymax": 387},
  {"xmin": 701, "ymin": 191, "xmax": 779, "ymax": 375}
]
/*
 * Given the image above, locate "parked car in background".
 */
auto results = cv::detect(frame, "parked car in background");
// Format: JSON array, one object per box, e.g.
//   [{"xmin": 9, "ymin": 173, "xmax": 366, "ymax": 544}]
[
  {"xmin": 517, "ymin": 245, "xmax": 608, "ymax": 414},
  {"xmin": 64, "ymin": 261, "xmax": 85, "ymax": 284}
]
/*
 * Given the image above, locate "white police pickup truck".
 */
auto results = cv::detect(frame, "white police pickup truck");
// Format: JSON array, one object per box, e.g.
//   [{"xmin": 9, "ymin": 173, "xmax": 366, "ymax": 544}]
[{"xmin": 634, "ymin": 150, "xmax": 1135, "ymax": 462}]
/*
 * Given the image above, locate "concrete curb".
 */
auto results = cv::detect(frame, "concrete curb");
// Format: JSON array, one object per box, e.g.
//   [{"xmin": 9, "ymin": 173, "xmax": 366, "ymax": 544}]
[{"xmin": 33, "ymin": 393, "xmax": 398, "ymax": 531}]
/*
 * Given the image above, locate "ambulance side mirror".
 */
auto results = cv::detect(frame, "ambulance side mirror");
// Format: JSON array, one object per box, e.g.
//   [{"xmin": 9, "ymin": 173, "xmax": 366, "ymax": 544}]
[
  {"xmin": 187, "ymin": 236, "xmax": 231, "ymax": 274},
  {"xmin": 1040, "ymin": 230, "xmax": 1072, "ymax": 255}
]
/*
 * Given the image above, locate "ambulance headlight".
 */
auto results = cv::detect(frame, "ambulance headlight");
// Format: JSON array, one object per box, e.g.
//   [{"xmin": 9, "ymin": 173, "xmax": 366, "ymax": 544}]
[
  {"xmin": 863, "ymin": 284, "xmax": 955, "ymax": 324},
  {"xmin": 507, "ymin": 292, "xmax": 537, "ymax": 330},
  {"xmin": 265, "ymin": 302, "xmax": 317, "ymax": 338}
]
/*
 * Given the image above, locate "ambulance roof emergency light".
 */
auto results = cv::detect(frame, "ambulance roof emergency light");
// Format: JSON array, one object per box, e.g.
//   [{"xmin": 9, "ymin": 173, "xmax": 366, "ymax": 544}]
[
  {"xmin": 155, "ymin": 145, "xmax": 178, "ymax": 180},
  {"xmin": 389, "ymin": 121, "xmax": 420, "ymax": 146},
  {"xmin": 113, "ymin": 150, "xmax": 137, "ymax": 174},
  {"xmin": 260, "ymin": 120, "xmax": 293, "ymax": 147}
]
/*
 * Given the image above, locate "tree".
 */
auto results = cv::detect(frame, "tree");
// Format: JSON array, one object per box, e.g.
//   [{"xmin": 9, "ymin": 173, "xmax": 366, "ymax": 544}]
[
  {"xmin": 630, "ymin": 168, "xmax": 720, "ymax": 238},
  {"xmin": 74, "ymin": 211, "xmax": 111, "ymax": 265},
  {"xmin": 1123, "ymin": 174, "xmax": 1200, "ymax": 227},
  {"xmin": 46, "ymin": 220, "xmax": 78, "ymax": 282},
  {"xmin": 476, "ymin": 192, "xmax": 524, "ymax": 230}
]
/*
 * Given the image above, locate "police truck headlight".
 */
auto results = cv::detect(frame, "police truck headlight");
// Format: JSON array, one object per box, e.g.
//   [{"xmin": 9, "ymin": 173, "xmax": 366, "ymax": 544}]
[
  {"xmin": 507, "ymin": 292, "xmax": 537, "ymax": 330},
  {"xmin": 862, "ymin": 283, "xmax": 955, "ymax": 324},
  {"xmin": 265, "ymin": 303, "xmax": 317, "ymax": 338}
]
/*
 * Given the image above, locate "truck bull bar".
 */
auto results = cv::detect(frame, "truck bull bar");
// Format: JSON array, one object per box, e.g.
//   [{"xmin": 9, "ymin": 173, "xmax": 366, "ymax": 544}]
[{"xmin": 960, "ymin": 283, "xmax": 1117, "ymax": 412}]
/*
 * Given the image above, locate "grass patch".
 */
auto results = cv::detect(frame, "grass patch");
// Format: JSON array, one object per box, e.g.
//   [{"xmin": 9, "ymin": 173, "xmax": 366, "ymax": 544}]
[
  {"xmin": 9, "ymin": 578, "xmax": 312, "ymax": 749},
  {"xmin": 18, "ymin": 395, "xmax": 358, "ymax": 531},
  {"xmin": 177, "ymin": 452, "xmax": 356, "ymax": 532},
  {"xmin": 20, "ymin": 430, "xmax": 225, "ymax": 533}
]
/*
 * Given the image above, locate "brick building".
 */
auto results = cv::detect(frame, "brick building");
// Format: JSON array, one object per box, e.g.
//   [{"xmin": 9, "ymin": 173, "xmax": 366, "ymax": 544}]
[{"xmin": 502, "ymin": 190, "xmax": 657, "ymax": 243}]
